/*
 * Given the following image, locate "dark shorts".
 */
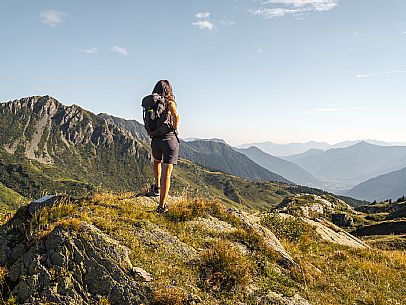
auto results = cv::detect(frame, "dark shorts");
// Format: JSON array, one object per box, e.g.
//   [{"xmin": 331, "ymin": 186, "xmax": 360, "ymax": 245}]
[{"xmin": 151, "ymin": 132, "xmax": 179, "ymax": 164}]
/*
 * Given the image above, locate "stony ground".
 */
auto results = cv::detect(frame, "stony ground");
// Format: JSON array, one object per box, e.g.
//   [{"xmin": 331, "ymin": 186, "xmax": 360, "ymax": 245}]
[{"xmin": 0, "ymin": 193, "xmax": 405, "ymax": 305}]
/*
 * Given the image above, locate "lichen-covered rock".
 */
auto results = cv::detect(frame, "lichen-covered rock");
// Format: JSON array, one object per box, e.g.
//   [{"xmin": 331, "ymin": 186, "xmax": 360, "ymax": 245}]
[
  {"xmin": 0, "ymin": 195, "xmax": 65, "ymax": 266},
  {"xmin": 258, "ymin": 292, "xmax": 312, "ymax": 305},
  {"xmin": 276, "ymin": 194, "xmax": 353, "ymax": 219},
  {"xmin": 132, "ymin": 266, "xmax": 153, "ymax": 282},
  {"xmin": 226, "ymin": 207, "xmax": 295, "ymax": 266},
  {"xmin": 332, "ymin": 213, "xmax": 354, "ymax": 227},
  {"xmin": 302, "ymin": 218, "xmax": 369, "ymax": 249},
  {"xmin": 8, "ymin": 222, "xmax": 151, "ymax": 304},
  {"xmin": 0, "ymin": 196, "xmax": 152, "ymax": 304}
]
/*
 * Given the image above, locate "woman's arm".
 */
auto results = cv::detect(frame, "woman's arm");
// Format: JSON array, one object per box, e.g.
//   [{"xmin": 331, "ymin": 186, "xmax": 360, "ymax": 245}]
[{"xmin": 168, "ymin": 101, "xmax": 179, "ymax": 130}]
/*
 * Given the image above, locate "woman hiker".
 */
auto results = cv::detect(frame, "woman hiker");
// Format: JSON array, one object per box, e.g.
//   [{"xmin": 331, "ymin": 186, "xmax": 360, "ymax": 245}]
[{"xmin": 145, "ymin": 80, "xmax": 180, "ymax": 213}]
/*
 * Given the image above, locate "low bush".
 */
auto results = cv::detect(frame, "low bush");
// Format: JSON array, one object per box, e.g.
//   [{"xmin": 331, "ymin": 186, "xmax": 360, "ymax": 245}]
[
  {"xmin": 151, "ymin": 286, "xmax": 188, "ymax": 305},
  {"xmin": 229, "ymin": 228, "xmax": 278, "ymax": 259},
  {"xmin": 166, "ymin": 198, "xmax": 225, "ymax": 222},
  {"xmin": 261, "ymin": 213, "xmax": 310, "ymax": 242},
  {"xmin": 199, "ymin": 239, "xmax": 252, "ymax": 293}
]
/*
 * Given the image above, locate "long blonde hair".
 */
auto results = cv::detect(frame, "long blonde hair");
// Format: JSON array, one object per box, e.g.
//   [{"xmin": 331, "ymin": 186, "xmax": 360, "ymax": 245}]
[{"xmin": 152, "ymin": 80, "xmax": 176, "ymax": 104}]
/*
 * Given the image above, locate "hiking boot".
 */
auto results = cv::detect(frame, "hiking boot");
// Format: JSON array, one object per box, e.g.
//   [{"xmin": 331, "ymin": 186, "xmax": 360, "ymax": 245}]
[
  {"xmin": 148, "ymin": 185, "xmax": 160, "ymax": 197},
  {"xmin": 156, "ymin": 204, "xmax": 168, "ymax": 214}
]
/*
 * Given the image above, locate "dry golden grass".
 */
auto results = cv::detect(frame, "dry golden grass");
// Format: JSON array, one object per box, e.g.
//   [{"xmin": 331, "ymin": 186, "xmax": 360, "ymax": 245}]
[
  {"xmin": 286, "ymin": 240, "xmax": 406, "ymax": 305},
  {"xmin": 199, "ymin": 239, "xmax": 252, "ymax": 293},
  {"xmin": 98, "ymin": 296, "xmax": 111, "ymax": 305},
  {"xmin": 0, "ymin": 266, "xmax": 7, "ymax": 285},
  {"xmin": 165, "ymin": 197, "xmax": 225, "ymax": 222},
  {"xmin": 151, "ymin": 286, "xmax": 188, "ymax": 305},
  {"xmin": 77, "ymin": 193, "xmax": 406, "ymax": 304},
  {"xmin": 6, "ymin": 192, "xmax": 404, "ymax": 305}
]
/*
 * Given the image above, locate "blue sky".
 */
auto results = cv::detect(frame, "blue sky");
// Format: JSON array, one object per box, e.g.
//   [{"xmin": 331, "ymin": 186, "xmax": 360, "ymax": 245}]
[{"xmin": 1, "ymin": 0, "xmax": 406, "ymax": 146}]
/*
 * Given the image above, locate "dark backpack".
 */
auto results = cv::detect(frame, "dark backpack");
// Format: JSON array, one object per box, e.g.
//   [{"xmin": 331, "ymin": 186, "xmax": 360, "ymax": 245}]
[{"xmin": 141, "ymin": 93, "xmax": 173, "ymax": 137}]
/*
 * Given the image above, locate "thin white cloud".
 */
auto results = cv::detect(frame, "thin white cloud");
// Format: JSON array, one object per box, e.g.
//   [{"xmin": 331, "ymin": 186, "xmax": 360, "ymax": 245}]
[
  {"xmin": 192, "ymin": 20, "xmax": 215, "ymax": 31},
  {"xmin": 257, "ymin": 48, "xmax": 264, "ymax": 54},
  {"xmin": 250, "ymin": 7, "xmax": 302, "ymax": 18},
  {"xmin": 261, "ymin": 0, "xmax": 338, "ymax": 11},
  {"xmin": 356, "ymin": 70, "xmax": 406, "ymax": 78},
  {"xmin": 111, "ymin": 46, "xmax": 129, "ymax": 56},
  {"xmin": 220, "ymin": 19, "xmax": 236, "ymax": 26},
  {"xmin": 78, "ymin": 48, "xmax": 98, "ymax": 54},
  {"xmin": 251, "ymin": 0, "xmax": 338, "ymax": 19},
  {"xmin": 195, "ymin": 12, "xmax": 210, "ymax": 18},
  {"xmin": 40, "ymin": 10, "xmax": 68, "ymax": 27},
  {"xmin": 193, "ymin": 12, "xmax": 216, "ymax": 30}
]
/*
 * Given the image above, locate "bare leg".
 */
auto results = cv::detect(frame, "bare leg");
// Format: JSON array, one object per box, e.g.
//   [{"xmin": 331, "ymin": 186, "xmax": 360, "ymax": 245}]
[
  {"xmin": 153, "ymin": 160, "xmax": 162, "ymax": 188},
  {"xmin": 159, "ymin": 163, "xmax": 173, "ymax": 207}
]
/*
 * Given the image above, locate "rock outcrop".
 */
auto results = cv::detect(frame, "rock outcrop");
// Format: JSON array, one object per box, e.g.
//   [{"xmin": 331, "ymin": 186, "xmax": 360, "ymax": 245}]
[
  {"xmin": 227, "ymin": 207, "xmax": 296, "ymax": 266},
  {"xmin": 11, "ymin": 223, "xmax": 151, "ymax": 304},
  {"xmin": 275, "ymin": 194, "xmax": 368, "ymax": 249},
  {"xmin": 301, "ymin": 217, "xmax": 369, "ymax": 249},
  {"xmin": 332, "ymin": 213, "xmax": 354, "ymax": 227},
  {"xmin": 276, "ymin": 194, "xmax": 353, "ymax": 219},
  {"xmin": 258, "ymin": 292, "xmax": 312, "ymax": 305},
  {"xmin": 0, "ymin": 196, "xmax": 151, "ymax": 304}
]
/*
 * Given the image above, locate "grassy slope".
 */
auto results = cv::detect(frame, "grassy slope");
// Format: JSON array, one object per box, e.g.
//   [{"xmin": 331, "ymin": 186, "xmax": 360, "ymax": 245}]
[
  {"xmin": 0, "ymin": 182, "xmax": 27, "ymax": 213},
  {"xmin": 174, "ymin": 159, "xmax": 289, "ymax": 211},
  {"xmin": 4, "ymin": 193, "xmax": 404, "ymax": 305},
  {"xmin": 0, "ymin": 151, "xmax": 291, "ymax": 212},
  {"xmin": 0, "ymin": 150, "xmax": 95, "ymax": 199}
]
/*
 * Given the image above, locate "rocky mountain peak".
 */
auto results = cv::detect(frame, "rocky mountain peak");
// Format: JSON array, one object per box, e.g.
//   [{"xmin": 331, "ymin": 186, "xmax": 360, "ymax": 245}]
[{"xmin": 1, "ymin": 96, "xmax": 149, "ymax": 164}]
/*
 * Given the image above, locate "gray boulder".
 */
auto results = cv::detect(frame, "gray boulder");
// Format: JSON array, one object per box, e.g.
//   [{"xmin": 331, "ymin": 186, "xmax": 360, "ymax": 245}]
[
  {"xmin": 332, "ymin": 213, "xmax": 354, "ymax": 227},
  {"xmin": 9, "ymin": 222, "xmax": 151, "ymax": 304},
  {"xmin": 0, "ymin": 196, "xmax": 151, "ymax": 304}
]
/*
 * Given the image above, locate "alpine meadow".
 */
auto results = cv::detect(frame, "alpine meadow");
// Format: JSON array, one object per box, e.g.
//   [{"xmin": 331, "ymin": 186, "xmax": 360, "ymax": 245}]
[{"xmin": 1, "ymin": 1, "xmax": 406, "ymax": 305}]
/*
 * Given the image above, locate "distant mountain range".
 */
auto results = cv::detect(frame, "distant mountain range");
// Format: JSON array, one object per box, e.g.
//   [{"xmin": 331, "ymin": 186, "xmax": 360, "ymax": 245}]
[
  {"xmin": 180, "ymin": 140, "xmax": 291, "ymax": 184},
  {"xmin": 286, "ymin": 142, "xmax": 406, "ymax": 190},
  {"xmin": 234, "ymin": 146, "xmax": 320, "ymax": 186},
  {"xmin": 345, "ymin": 167, "xmax": 406, "ymax": 201},
  {"xmin": 238, "ymin": 140, "xmax": 406, "ymax": 157},
  {"xmin": 283, "ymin": 149, "xmax": 325, "ymax": 162}
]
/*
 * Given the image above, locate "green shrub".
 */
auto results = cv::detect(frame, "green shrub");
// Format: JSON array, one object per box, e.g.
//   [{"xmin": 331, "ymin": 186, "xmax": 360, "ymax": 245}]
[
  {"xmin": 151, "ymin": 287, "xmax": 188, "ymax": 305},
  {"xmin": 199, "ymin": 240, "xmax": 252, "ymax": 293},
  {"xmin": 29, "ymin": 199, "xmax": 78, "ymax": 235},
  {"xmin": 261, "ymin": 213, "xmax": 309, "ymax": 242},
  {"xmin": 166, "ymin": 198, "xmax": 225, "ymax": 222},
  {"xmin": 229, "ymin": 228, "xmax": 278, "ymax": 259}
]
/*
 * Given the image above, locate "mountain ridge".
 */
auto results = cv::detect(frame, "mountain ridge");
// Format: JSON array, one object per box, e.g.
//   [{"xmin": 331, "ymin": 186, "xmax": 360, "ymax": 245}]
[
  {"xmin": 235, "ymin": 146, "xmax": 321, "ymax": 186},
  {"xmin": 238, "ymin": 139, "xmax": 406, "ymax": 157},
  {"xmin": 345, "ymin": 166, "xmax": 406, "ymax": 201},
  {"xmin": 0, "ymin": 95, "xmax": 152, "ymax": 193},
  {"xmin": 289, "ymin": 141, "xmax": 406, "ymax": 191},
  {"xmin": 180, "ymin": 140, "xmax": 292, "ymax": 184}
]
